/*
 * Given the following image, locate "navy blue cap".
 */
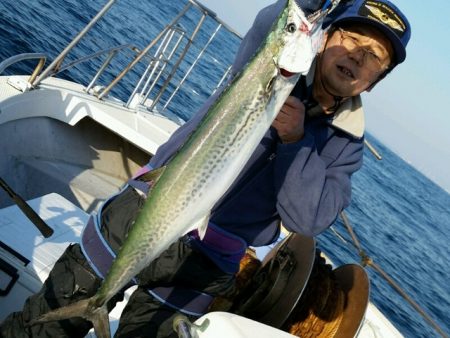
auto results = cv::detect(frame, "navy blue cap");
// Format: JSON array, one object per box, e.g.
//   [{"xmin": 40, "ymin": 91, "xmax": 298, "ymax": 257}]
[
  {"xmin": 295, "ymin": 0, "xmax": 328, "ymax": 17},
  {"xmin": 324, "ymin": 0, "xmax": 411, "ymax": 66}
]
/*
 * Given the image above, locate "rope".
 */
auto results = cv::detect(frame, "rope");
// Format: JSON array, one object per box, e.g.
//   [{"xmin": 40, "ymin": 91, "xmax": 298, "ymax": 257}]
[
  {"xmin": 339, "ymin": 211, "xmax": 449, "ymax": 338},
  {"xmin": 283, "ymin": 252, "xmax": 345, "ymax": 338}
]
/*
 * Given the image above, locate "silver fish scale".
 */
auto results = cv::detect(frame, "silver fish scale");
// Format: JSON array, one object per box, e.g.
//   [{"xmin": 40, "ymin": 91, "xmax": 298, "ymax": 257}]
[
  {"xmin": 106, "ymin": 83, "xmax": 270, "ymax": 290},
  {"xmin": 177, "ymin": 87, "xmax": 271, "ymax": 207}
]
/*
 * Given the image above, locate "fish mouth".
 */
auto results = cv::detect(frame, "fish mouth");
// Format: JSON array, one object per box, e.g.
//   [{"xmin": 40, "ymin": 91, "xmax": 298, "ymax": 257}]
[{"xmin": 279, "ymin": 68, "xmax": 297, "ymax": 78}]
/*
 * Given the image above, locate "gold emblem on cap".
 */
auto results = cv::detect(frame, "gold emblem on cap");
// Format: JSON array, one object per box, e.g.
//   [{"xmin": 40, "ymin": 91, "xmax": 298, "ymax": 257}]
[{"xmin": 366, "ymin": 4, "xmax": 404, "ymax": 31}]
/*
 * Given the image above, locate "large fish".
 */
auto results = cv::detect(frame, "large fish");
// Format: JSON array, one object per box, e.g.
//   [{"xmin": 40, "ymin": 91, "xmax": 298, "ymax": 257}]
[{"xmin": 30, "ymin": 0, "xmax": 335, "ymax": 336}]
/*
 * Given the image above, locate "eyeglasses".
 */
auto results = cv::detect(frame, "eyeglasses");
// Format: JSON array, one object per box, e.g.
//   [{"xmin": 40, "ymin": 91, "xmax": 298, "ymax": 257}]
[{"xmin": 338, "ymin": 28, "xmax": 389, "ymax": 73}]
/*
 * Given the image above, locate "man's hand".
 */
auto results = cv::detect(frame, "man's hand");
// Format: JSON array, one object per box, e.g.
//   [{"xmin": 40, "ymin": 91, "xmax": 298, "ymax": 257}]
[{"xmin": 272, "ymin": 96, "xmax": 305, "ymax": 144}]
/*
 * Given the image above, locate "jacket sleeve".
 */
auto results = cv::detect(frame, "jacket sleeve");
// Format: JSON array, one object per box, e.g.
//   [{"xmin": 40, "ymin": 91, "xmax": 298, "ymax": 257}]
[
  {"xmin": 274, "ymin": 131, "xmax": 364, "ymax": 237},
  {"xmin": 230, "ymin": 1, "xmax": 285, "ymax": 77}
]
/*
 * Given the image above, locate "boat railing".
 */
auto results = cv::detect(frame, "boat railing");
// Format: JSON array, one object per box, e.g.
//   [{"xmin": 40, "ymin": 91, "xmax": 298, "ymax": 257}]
[
  {"xmin": 335, "ymin": 211, "xmax": 449, "ymax": 337},
  {"xmin": 125, "ymin": 25, "xmax": 189, "ymax": 110},
  {"xmin": 0, "ymin": 53, "xmax": 46, "ymax": 87},
  {"xmin": 5, "ymin": 0, "xmax": 240, "ymax": 118},
  {"xmin": 94, "ymin": 0, "xmax": 239, "ymax": 114},
  {"xmin": 54, "ymin": 43, "xmax": 136, "ymax": 89},
  {"xmin": 328, "ymin": 141, "xmax": 448, "ymax": 337},
  {"xmin": 30, "ymin": 0, "xmax": 117, "ymax": 88}
]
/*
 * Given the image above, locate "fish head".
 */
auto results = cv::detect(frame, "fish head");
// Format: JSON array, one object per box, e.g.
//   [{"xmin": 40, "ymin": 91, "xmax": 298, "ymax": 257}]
[
  {"xmin": 275, "ymin": 0, "xmax": 326, "ymax": 78},
  {"xmin": 259, "ymin": 0, "xmax": 328, "ymax": 120}
]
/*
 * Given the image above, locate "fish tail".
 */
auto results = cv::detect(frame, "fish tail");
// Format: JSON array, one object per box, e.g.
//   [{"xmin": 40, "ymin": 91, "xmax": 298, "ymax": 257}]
[
  {"xmin": 28, "ymin": 296, "xmax": 111, "ymax": 338},
  {"xmin": 91, "ymin": 304, "xmax": 111, "ymax": 338}
]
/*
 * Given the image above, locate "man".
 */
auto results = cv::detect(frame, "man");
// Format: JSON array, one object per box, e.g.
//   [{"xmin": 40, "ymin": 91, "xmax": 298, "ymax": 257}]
[{"xmin": 0, "ymin": 0, "xmax": 411, "ymax": 337}]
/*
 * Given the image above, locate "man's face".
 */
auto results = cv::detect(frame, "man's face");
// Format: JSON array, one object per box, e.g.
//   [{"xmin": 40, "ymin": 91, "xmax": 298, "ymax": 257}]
[{"xmin": 318, "ymin": 24, "xmax": 394, "ymax": 97}]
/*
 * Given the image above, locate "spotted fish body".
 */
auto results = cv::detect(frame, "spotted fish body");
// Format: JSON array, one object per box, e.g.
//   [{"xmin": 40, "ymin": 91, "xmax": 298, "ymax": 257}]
[{"xmin": 31, "ymin": 1, "xmax": 329, "ymax": 337}]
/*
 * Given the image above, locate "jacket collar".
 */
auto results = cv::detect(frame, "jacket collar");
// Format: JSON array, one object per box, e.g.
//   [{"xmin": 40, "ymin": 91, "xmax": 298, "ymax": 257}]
[{"xmin": 331, "ymin": 95, "xmax": 365, "ymax": 139}]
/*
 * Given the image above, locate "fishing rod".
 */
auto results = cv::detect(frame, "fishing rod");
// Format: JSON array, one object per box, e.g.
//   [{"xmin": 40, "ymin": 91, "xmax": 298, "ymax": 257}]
[{"xmin": 0, "ymin": 177, "xmax": 54, "ymax": 238}]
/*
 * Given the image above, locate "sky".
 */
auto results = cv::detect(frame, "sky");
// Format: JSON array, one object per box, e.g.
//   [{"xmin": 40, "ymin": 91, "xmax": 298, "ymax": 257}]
[{"xmin": 201, "ymin": 0, "xmax": 450, "ymax": 193}]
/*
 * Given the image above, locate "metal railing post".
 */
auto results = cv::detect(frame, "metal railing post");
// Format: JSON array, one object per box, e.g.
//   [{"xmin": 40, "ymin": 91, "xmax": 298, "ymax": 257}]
[
  {"xmin": 85, "ymin": 50, "xmax": 118, "ymax": 93},
  {"xmin": 97, "ymin": 2, "xmax": 193, "ymax": 100},
  {"xmin": 139, "ymin": 29, "xmax": 185, "ymax": 107},
  {"xmin": 32, "ymin": 0, "xmax": 117, "ymax": 87},
  {"xmin": 149, "ymin": 11, "xmax": 207, "ymax": 111},
  {"xmin": 125, "ymin": 32, "xmax": 171, "ymax": 107},
  {"xmin": 213, "ymin": 65, "xmax": 232, "ymax": 94},
  {"xmin": 161, "ymin": 23, "xmax": 223, "ymax": 112},
  {"xmin": 0, "ymin": 53, "xmax": 46, "ymax": 75}
]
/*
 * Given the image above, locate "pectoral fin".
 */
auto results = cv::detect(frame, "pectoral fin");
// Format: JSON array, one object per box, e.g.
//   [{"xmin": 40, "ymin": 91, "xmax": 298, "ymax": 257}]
[
  {"xmin": 137, "ymin": 166, "xmax": 167, "ymax": 184},
  {"xmin": 196, "ymin": 215, "xmax": 209, "ymax": 240},
  {"xmin": 185, "ymin": 214, "xmax": 210, "ymax": 240}
]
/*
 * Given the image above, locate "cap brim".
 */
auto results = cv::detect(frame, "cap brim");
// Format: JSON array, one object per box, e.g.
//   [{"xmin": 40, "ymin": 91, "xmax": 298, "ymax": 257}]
[{"xmin": 334, "ymin": 17, "xmax": 406, "ymax": 65}]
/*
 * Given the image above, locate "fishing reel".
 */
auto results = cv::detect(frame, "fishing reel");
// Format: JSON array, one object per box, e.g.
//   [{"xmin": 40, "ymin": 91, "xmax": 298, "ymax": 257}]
[{"xmin": 232, "ymin": 233, "xmax": 316, "ymax": 328}]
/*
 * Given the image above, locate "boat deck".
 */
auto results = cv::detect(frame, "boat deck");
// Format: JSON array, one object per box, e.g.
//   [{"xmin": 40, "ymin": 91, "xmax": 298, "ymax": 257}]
[{"xmin": 0, "ymin": 193, "xmax": 137, "ymax": 337}]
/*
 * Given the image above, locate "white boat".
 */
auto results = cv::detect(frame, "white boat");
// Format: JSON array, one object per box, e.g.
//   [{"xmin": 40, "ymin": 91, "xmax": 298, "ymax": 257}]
[{"xmin": 0, "ymin": 1, "xmax": 444, "ymax": 337}]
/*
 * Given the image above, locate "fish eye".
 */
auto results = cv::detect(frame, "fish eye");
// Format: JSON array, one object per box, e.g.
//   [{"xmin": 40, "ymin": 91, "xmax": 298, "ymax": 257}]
[{"xmin": 286, "ymin": 22, "xmax": 297, "ymax": 33}]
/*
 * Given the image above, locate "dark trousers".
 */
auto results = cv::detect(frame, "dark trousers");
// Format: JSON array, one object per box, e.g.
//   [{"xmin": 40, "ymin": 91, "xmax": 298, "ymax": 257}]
[
  {"xmin": 0, "ymin": 187, "xmax": 234, "ymax": 337},
  {"xmin": 1, "ymin": 244, "xmax": 103, "ymax": 338}
]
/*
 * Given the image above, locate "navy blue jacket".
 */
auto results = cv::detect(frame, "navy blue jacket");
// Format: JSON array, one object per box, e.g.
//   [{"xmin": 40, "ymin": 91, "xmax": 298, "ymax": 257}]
[{"xmin": 148, "ymin": 0, "xmax": 364, "ymax": 247}]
